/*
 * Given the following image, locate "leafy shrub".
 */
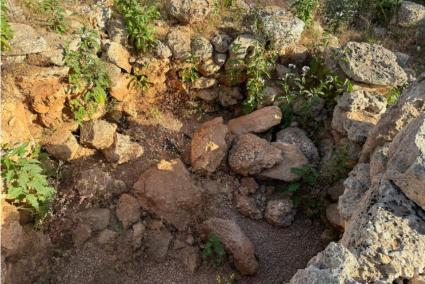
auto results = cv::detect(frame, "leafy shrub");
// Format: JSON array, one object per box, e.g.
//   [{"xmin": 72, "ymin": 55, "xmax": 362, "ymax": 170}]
[
  {"xmin": 283, "ymin": 165, "xmax": 318, "ymax": 206},
  {"xmin": 319, "ymin": 144, "xmax": 352, "ymax": 185},
  {"xmin": 179, "ymin": 55, "xmax": 201, "ymax": 83},
  {"xmin": 114, "ymin": 0, "xmax": 160, "ymax": 53},
  {"xmin": 1, "ymin": 143, "xmax": 55, "ymax": 217},
  {"xmin": 277, "ymin": 58, "xmax": 352, "ymax": 132},
  {"xmin": 1, "ymin": 2, "xmax": 13, "ymax": 50},
  {"xmin": 202, "ymin": 234, "xmax": 225, "ymax": 267},
  {"xmin": 242, "ymin": 44, "xmax": 276, "ymax": 113},
  {"xmin": 63, "ymin": 27, "xmax": 110, "ymax": 123},
  {"xmin": 386, "ymin": 86, "xmax": 402, "ymax": 106},
  {"xmin": 130, "ymin": 74, "xmax": 150, "ymax": 91},
  {"xmin": 322, "ymin": 0, "xmax": 361, "ymax": 33},
  {"xmin": 291, "ymin": 0, "xmax": 319, "ymax": 25},
  {"xmin": 39, "ymin": 0, "xmax": 68, "ymax": 33}
]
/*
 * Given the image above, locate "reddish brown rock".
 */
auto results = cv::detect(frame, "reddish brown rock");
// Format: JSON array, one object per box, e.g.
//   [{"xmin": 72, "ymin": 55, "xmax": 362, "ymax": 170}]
[
  {"xmin": 191, "ymin": 117, "xmax": 230, "ymax": 173},
  {"xmin": 200, "ymin": 218, "xmax": 259, "ymax": 275},
  {"xmin": 228, "ymin": 106, "xmax": 282, "ymax": 135},
  {"xmin": 115, "ymin": 194, "xmax": 141, "ymax": 229},
  {"xmin": 80, "ymin": 119, "xmax": 117, "ymax": 150},
  {"xmin": 1, "ymin": 201, "xmax": 24, "ymax": 255},
  {"xmin": 133, "ymin": 159, "xmax": 202, "ymax": 230}
]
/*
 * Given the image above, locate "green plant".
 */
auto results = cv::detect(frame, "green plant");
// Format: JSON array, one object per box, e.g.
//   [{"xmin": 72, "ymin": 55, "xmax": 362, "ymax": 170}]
[
  {"xmin": 130, "ymin": 74, "xmax": 150, "ymax": 91},
  {"xmin": 1, "ymin": 143, "xmax": 55, "ymax": 218},
  {"xmin": 386, "ymin": 86, "xmax": 401, "ymax": 106},
  {"xmin": 202, "ymin": 234, "xmax": 225, "ymax": 267},
  {"xmin": 63, "ymin": 27, "xmax": 110, "ymax": 123},
  {"xmin": 179, "ymin": 55, "xmax": 201, "ymax": 83},
  {"xmin": 115, "ymin": 0, "xmax": 160, "ymax": 53},
  {"xmin": 277, "ymin": 58, "xmax": 352, "ymax": 132},
  {"xmin": 242, "ymin": 44, "xmax": 276, "ymax": 113},
  {"xmin": 39, "ymin": 0, "xmax": 68, "ymax": 33},
  {"xmin": 319, "ymin": 144, "xmax": 352, "ymax": 185},
  {"xmin": 1, "ymin": 2, "xmax": 13, "ymax": 50},
  {"xmin": 291, "ymin": 0, "xmax": 319, "ymax": 25},
  {"xmin": 283, "ymin": 165, "xmax": 318, "ymax": 206}
]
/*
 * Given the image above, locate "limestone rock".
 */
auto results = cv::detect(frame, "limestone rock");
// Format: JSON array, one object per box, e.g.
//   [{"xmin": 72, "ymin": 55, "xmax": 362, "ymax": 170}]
[
  {"xmin": 276, "ymin": 127, "xmax": 319, "ymax": 161},
  {"xmin": 290, "ymin": 242, "xmax": 359, "ymax": 284},
  {"xmin": 191, "ymin": 77, "xmax": 217, "ymax": 89},
  {"xmin": 228, "ymin": 106, "xmax": 282, "ymax": 135},
  {"xmin": 226, "ymin": 34, "xmax": 261, "ymax": 72},
  {"xmin": 338, "ymin": 163, "xmax": 371, "ymax": 222},
  {"xmin": 80, "ymin": 120, "xmax": 117, "ymax": 150},
  {"xmin": 76, "ymin": 208, "xmax": 110, "ymax": 231},
  {"xmin": 386, "ymin": 113, "xmax": 425, "ymax": 210},
  {"xmin": 200, "ymin": 218, "xmax": 259, "ymax": 275},
  {"xmin": 228, "ymin": 134, "xmax": 283, "ymax": 176},
  {"xmin": 370, "ymin": 143, "xmax": 390, "ymax": 178},
  {"xmin": 191, "ymin": 117, "xmax": 230, "ymax": 173},
  {"xmin": 166, "ymin": 27, "xmax": 192, "ymax": 60},
  {"xmin": 115, "ymin": 194, "xmax": 141, "ymax": 229},
  {"xmin": 153, "ymin": 40, "xmax": 173, "ymax": 59},
  {"xmin": 393, "ymin": 1, "xmax": 425, "ymax": 27},
  {"xmin": 265, "ymin": 199, "xmax": 296, "ymax": 227},
  {"xmin": 133, "ymin": 159, "xmax": 202, "ymax": 230},
  {"xmin": 104, "ymin": 42, "xmax": 131, "ymax": 72},
  {"xmin": 256, "ymin": 6, "xmax": 304, "ymax": 54},
  {"xmin": 191, "ymin": 36, "xmax": 213, "ymax": 61},
  {"xmin": 107, "ymin": 16, "xmax": 128, "ymax": 45},
  {"xmin": 211, "ymin": 32, "xmax": 232, "ymax": 53},
  {"xmin": 198, "ymin": 58, "xmax": 221, "ymax": 77},
  {"xmin": 361, "ymin": 77, "xmax": 425, "ymax": 161},
  {"xmin": 102, "ymin": 133, "xmax": 144, "ymax": 164},
  {"xmin": 260, "ymin": 142, "xmax": 309, "ymax": 182},
  {"xmin": 326, "ymin": 203, "xmax": 344, "ymax": 228},
  {"xmin": 108, "ymin": 68, "xmax": 138, "ymax": 102},
  {"xmin": 45, "ymin": 129, "xmax": 81, "ymax": 161},
  {"xmin": 341, "ymin": 179, "xmax": 425, "ymax": 282},
  {"xmin": 332, "ymin": 90, "xmax": 387, "ymax": 144},
  {"xmin": 338, "ymin": 42, "xmax": 407, "ymax": 86},
  {"xmin": 74, "ymin": 168, "xmax": 121, "ymax": 198},
  {"xmin": 166, "ymin": 0, "xmax": 212, "ymax": 24},
  {"xmin": 4, "ymin": 23, "xmax": 48, "ymax": 56}
]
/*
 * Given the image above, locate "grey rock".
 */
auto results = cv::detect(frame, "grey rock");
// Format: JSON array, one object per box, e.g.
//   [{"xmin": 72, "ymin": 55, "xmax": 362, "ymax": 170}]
[
  {"xmin": 338, "ymin": 163, "xmax": 371, "ymax": 222},
  {"xmin": 191, "ymin": 36, "xmax": 213, "ymax": 61},
  {"xmin": 213, "ymin": 52, "xmax": 227, "ymax": 66},
  {"xmin": 339, "ymin": 42, "xmax": 407, "ymax": 86},
  {"xmin": 393, "ymin": 1, "xmax": 425, "ymax": 27},
  {"xmin": 211, "ymin": 32, "xmax": 232, "ymax": 53},
  {"xmin": 386, "ymin": 113, "xmax": 425, "ymax": 210},
  {"xmin": 97, "ymin": 229, "xmax": 118, "ymax": 244},
  {"xmin": 76, "ymin": 208, "xmax": 110, "ymax": 231},
  {"xmin": 290, "ymin": 242, "xmax": 359, "ymax": 284},
  {"xmin": 166, "ymin": 27, "xmax": 192, "ymax": 61},
  {"xmin": 153, "ymin": 40, "xmax": 172, "ymax": 59},
  {"xmin": 265, "ymin": 199, "xmax": 296, "ymax": 227},
  {"xmin": 166, "ymin": 0, "xmax": 212, "ymax": 24},
  {"xmin": 218, "ymin": 86, "xmax": 243, "ymax": 106},
  {"xmin": 276, "ymin": 127, "xmax": 319, "ymax": 161},
  {"xmin": 104, "ymin": 42, "xmax": 131, "ymax": 72},
  {"xmin": 4, "ymin": 23, "xmax": 48, "ymax": 56},
  {"xmin": 191, "ymin": 77, "xmax": 217, "ymax": 89}
]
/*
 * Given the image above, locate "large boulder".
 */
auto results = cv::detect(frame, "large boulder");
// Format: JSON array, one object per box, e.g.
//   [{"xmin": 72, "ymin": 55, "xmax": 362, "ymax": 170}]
[
  {"xmin": 166, "ymin": 0, "xmax": 212, "ymax": 24},
  {"xmin": 228, "ymin": 106, "xmax": 282, "ymax": 135},
  {"xmin": 332, "ymin": 90, "xmax": 387, "ymax": 144},
  {"xmin": 200, "ymin": 218, "xmax": 259, "ymax": 275},
  {"xmin": 341, "ymin": 179, "xmax": 425, "ymax": 282},
  {"xmin": 133, "ymin": 159, "xmax": 202, "ymax": 230},
  {"xmin": 385, "ymin": 113, "xmax": 425, "ymax": 210},
  {"xmin": 360, "ymin": 77, "xmax": 425, "ymax": 161},
  {"xmin": 338, "ymin": 163, "xmax": 371, "ymax": 223},
  {"xmin": 260, "ymin": 142, "xmax": 309, "ymax": 182},
  {"xmin": 191, "ymin": 117, "xmax": 230, "ymax": 173},
  {"xmin": 3, "ymin": 23, "xmax": 48, "ymax": 56},
  {"xmin": 393, "ymin": 1, "xmax": 425, "ymax": 27},
  {"xmin": 255, "ymin": 6, "xmax": 304, "ymax": 54},
  {"xmin": 228, "ymin": 134, "xmax": 282, "ymax": 176},
  {"xmin": 290, "ymin": 242, "xmax": 359, "ymax": 284},
  {"xmin": 338, "ymin": 42, "xmax": 407, "ymax": 86}
]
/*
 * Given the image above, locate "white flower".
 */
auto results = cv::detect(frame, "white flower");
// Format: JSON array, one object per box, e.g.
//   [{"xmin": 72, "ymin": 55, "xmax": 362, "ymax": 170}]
[
  {"xmin": 302, "ymin": 66, "xmax": 310, "ymax": 74},
  {"xmin": 288, "ymin": 64, "xmax": 296, "ymax": 69}
]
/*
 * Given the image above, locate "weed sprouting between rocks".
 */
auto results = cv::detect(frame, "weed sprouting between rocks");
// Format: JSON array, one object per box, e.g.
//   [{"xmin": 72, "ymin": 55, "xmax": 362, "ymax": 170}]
[{"xmin": 1, "ymin": 2, "xmax": 13, "ymax": 50}]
